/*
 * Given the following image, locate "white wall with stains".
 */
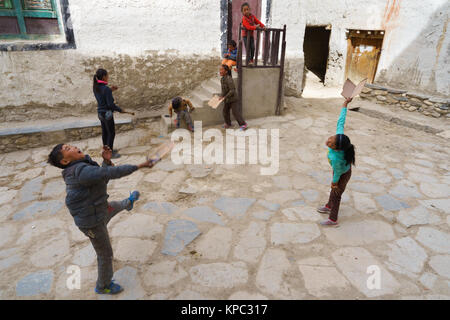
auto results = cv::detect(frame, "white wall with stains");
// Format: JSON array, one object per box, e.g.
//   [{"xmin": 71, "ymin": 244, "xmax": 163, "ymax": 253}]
[
  {"xmin": 270, "ymin": 0, "xmax": 450, "ymax": 97},
  {"xmin": 0, "ymin": 0, "xmax": 222, "ymax": 113}
]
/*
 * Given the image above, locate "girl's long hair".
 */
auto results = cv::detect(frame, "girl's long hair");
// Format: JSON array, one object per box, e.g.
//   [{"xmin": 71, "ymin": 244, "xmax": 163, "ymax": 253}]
[
  {"xmin": 93, "ymin": 69, "xmax": 108, "ymax": 94},
  {"xmin": 337, "ymin": 134, "xmax": 356, "ymax": 166}
]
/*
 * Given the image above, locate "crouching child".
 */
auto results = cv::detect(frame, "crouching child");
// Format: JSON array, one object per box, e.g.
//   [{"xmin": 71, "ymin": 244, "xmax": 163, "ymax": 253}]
[
  {"xmin": 169, "ymin": 97, "xmax": 195, "ymax": 132},
  {"xmin": 47, "ymin": 144, "xmax": 157, "ymax": 294}
]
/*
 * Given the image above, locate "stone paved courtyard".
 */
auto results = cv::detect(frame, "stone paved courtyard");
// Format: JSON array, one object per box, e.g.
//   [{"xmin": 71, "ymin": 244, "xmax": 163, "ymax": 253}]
[{"xmin": 0, "ymin": 93, "xmax": 449, "ymax": 300}]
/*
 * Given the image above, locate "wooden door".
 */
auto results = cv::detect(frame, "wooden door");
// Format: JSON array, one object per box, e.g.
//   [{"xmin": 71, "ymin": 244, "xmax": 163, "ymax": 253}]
[
  {"xmin": 231, "ymin": 0, "xmax": 262, "ymax": 43},
  {"xmin": 345, "ymin": 32, "xmax": 384, "ymax": 84}
]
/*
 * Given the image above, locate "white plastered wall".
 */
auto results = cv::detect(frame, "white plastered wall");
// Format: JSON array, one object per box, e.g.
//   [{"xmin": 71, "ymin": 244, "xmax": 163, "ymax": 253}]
[{"xmin": 270, "ymin": 0, "xmax": 450, "ymax": 97}]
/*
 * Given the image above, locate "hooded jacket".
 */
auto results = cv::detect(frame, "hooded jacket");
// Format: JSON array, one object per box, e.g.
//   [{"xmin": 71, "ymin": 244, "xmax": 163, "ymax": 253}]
[{"xmin": 62, "ymin": 155, "xmax": 137, "ymax": 228}]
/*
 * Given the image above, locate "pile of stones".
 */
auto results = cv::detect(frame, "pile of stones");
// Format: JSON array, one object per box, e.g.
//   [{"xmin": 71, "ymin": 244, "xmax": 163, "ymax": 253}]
[{"xmin": 359, "ymin": 84, "xmax": 449, "ymax": 119}]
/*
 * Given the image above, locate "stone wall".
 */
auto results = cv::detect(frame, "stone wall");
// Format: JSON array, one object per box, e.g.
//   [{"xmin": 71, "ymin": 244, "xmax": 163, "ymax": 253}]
[
  {"xmin": 360, "ymin": 84, "xmax": 449, "ymax": 119},
  {"xmin": 0, "ymin": 117, "xmax": 159, "ymax": 154},
  {"xmin": 0, "ymin": 0, "xmax": 222, "ymax": 119}
]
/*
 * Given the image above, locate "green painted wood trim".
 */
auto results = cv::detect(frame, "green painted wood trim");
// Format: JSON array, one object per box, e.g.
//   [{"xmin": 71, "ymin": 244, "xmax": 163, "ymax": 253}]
[
  {"xmin": 0, "ymin": 0, "xmax": 62, "ymax": 39},
  {"xmin": 52, "ymin": 0, "xmax": 63, "ymax": 36},
  {"xmin": 21, "ymin": 0, "xmax": 53, "ymax": 11},
  {"xmin": 0, "ymin": 33, "xmax": 59, "ymax": 40},
  {"xmin": 22, "ymin": 10, "xmax": 56, "ymax": 18},
  {"xmin": 0, "ymin": 0, "xmax": 14, "ymax": 9},
  {"xmin": 12, "ymin": 0, "xmax": 26, "ymax": 34},
  {"xmin": 0, "ymin": 9, "xmax": 15, "ymax": 16}
]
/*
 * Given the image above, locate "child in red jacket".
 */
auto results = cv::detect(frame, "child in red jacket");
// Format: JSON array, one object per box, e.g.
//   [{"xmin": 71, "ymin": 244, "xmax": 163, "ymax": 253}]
[{"xmin": 241, "ymin": 2, "xmax": 266, "ymax": 65}]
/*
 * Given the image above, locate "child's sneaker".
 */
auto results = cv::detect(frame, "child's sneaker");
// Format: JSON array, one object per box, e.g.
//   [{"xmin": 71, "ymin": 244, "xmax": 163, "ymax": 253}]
[
  {"xmin": 239, "ymin": 123, "xmax": 248, "ymax": 131},
  {"xmin": 223, "ymin": 123, "xmax": 231, "ymax": 129},
  {"xmin": 111, "ymin": 151, "xmax": 121, "ymax": 159},
  {"xmin": 317, "ymin": 205, "xmax": 331, "ymax": 214},
  {"xmin": 95, "ymin": 281, "xmax": 123, "ymax": 295},
  {"xmin": 127, "ymin": 190, "xmax": 140, "ymax": 211},
  {"xmin": 319, "ymin": 219, "xmax": 338, "ymax": 226},
  {"xmin": 188, "ymin": 124, "xmax": 194, "ymax": 132}
]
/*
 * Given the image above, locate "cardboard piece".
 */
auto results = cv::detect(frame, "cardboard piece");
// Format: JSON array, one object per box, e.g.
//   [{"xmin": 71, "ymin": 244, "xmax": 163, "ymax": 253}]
[
  {"xmin": 208, "ymin": 95, "xmax": 223, "ymax": 109},
  {"xmin": 149, "ymin": 141, "xmax": 175, "ymax": 163},
  {"xmin": 341, "ymin": 78, "xmax": 367, "ymax": 99}
]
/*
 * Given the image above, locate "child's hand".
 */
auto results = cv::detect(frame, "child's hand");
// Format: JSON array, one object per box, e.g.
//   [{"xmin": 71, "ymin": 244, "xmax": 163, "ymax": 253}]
[
  {"xmin": 102, "ymin": 145, "xmax": 113, "ymax": 162},
  {"xmin": 138, "ymin": 158, "xmax": 157, "ymax": 169},
  {"xmin": 111, "ymin": 85, "xmax": 119, "ymax": 91},
  {"xmin": 343, "ymin": 97, "xmax": 353, "ymax": 107},
  {"xmin": 331, "ymin": 182, "xmax": 339, "ymax": 190}
]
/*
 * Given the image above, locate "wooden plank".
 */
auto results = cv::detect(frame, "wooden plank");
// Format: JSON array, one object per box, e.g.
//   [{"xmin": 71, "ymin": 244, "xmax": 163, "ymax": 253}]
[
  {"xmin": 263, "ymin": 29, "xmax": 269, "ymax": 65},
  {"xmin": 245, "ymin": 32, "xmax": 251, "ymax": 65},
  {"xmin": 12, "ymin": 0, "xmax": 26, "ymax": 34},
  {"xmin": 270, "ymin": 30, "xmax": 276, "ymax": 65},
  {"xmin": 273, "ymin": 30, "xmax": 280, "ymax": 65},
  {"xmin": 0, "ymin": 10, "xmax": 16, "ymax": 16},
  {"xmin": 237, "ymin": 39, "xmax": 243, "ymax": 115},
  {"xmin": 254, "ymin": 29, "xmax": 260, "ymax": 66},
  {"xmin": 276, "ymin": 25, "xmax": 287, "ymax": 115},
  {"xmin": 22, "ymin": 10, "xmax": 56, "ymax": 18}
]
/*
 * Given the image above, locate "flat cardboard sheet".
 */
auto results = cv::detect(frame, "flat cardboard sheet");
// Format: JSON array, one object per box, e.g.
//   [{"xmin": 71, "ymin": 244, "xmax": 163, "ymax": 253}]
[
  {"xmin": 341, "ymin": 78, "xmax": 367, "ymax": 99},
  {"xmin": 208, "ymin": 95, "xmax": 222, "ymax": 109}
]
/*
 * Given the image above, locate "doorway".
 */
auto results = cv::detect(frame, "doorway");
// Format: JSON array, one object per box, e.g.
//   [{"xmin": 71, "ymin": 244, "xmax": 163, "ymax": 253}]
[
  {"xmin": 303, "ymin": 26, "xmax": 331, "ymax": 83},
  {"xmin": 345, "ymin": 30, "xmax": 384, "ymax": 84}
]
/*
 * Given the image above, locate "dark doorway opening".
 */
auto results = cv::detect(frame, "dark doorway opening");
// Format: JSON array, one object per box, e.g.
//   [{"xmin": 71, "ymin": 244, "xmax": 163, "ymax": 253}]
[{"xmin": 303, "ymin": 26, "xmax": 331, "ymax": 83}]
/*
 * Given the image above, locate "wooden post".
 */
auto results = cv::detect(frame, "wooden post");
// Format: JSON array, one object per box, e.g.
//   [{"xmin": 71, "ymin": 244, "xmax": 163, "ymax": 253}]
[
  {"xmin": 254, "ymin": 29, "xmax": 261, "ymax": 66},
  {"xmin": 246, "ymin": 33, "xmax": 251, "ymax": 66},
  {"xmin": 263, "ymin": 29, "xmax": 270, "ymax": 66},
  {"xmin": 237, "ymin": 39, "xmax": 243, "ymax": 115},
  {"xmin": 270, "ymin": 30, "xmax": 276, "ymax": 65},
  {"xmin": 276, "ymin": 25, "xmax": 287, "ymax": 115},
  {"xmin": 274, "ymin": 30, "xmax": 280, "ymax": 66}
]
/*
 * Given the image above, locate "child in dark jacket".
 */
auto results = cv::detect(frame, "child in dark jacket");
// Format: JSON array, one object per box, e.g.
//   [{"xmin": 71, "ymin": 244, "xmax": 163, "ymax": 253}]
[
  {"xmin": 93, "ymin": 69, "xmax": 134, "ymax": 159},
  {"xmin": 241, "ymin": 2, "xmax": 266, "ymax": 65},
  {"xmin": 222, "ymin": 40, "xmax": 238, "ymax": 69},
  {"xmin": 48, "ymin": 144, "xmax": 157, "ymax": 295},
  {"xmin": 219, "ymin": 64, "xmax": 247, "ymax": 131}
]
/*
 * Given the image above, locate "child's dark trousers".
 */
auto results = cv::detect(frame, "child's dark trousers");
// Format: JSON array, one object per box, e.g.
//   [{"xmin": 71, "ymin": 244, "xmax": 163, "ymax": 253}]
[
  {"xmin": 98, "ymin": 113, "xmax": 116, "ymax": 150},
  {"xmin": 243, "ymin": 36, "xmax": 255, "ymax": 63},
  {"xmin": 223, "ymin": 101, "xmax": 246, "ymax": 127},
  {"xmin": 78, "ymin": 198, "xmax": 130, "ymax": 291},
  {"xmin": 326, "ymin": 169, "xmax": 352, "ymax": 222}
]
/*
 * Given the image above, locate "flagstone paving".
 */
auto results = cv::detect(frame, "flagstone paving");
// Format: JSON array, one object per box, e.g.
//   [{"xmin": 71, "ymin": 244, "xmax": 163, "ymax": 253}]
[{"xmin": 0, "ymin": 96, "xmax": 449, "ymax": 300}]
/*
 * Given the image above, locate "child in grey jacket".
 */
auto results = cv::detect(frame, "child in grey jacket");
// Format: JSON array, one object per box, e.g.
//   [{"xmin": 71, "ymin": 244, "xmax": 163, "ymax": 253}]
[{"xmin": 48, "ymin": 144, "xmax": 157, "ymax": 295}]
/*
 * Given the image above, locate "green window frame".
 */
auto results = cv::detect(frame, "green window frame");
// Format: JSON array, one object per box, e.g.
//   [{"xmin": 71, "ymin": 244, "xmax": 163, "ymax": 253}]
[{"xmin": 0, "ymin": 0, "xmax": 63, "ymax": 40}]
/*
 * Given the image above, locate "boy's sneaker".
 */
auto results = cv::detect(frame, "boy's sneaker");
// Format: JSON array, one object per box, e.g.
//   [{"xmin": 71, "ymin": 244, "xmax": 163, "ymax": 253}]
[
  {"xmin": 239, "ymin": 123, "xmax": 248, "ymax": 131},
  {"xmin": 188, "ymin": 124, "xmax": 194, "ymax": 132},
  {"xmin": 95, "ymin": 281, "xmax": 123, "ymax": 295},
  {"xmin": 317, "ymin": 205, "xmax": 331, "ymax": 214},
  {"xmin": 319, "ymin": 219, "xmax": 338, "ymax": 226},
  {"xmin": 111, "ymin": 151, "xmax": 121, "ymax": 159},
  {"xmin": 223, "ymin": 123, "xmax": 231, "ymax": 129},
  {"xmin": 127, "ymin": 191, "xmax": 140, "ymax": 211}
]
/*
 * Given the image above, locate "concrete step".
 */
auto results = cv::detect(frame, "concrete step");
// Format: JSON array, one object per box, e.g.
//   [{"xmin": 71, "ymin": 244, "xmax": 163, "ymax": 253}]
[
  {"xmin": 203, "ymin": 79, "xmax": 221, "ymax": 94},
  {"xmin": 191, "ymin": 91, "xmax": 211, "ymax": 107}
]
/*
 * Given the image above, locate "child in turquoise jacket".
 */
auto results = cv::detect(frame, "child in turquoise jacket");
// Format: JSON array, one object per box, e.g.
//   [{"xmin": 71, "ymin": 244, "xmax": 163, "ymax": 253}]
[{"xmin": 317, "ymin": 97, "xmax": 356, "ymax": 226}]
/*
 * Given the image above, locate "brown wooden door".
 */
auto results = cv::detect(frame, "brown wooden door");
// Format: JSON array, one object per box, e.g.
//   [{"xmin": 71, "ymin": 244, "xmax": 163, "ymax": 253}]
[
  {"xmin": 345, "ymin": 36, "xmax": 383, "ymax": 84},
  {"xmin": 231, "ymin": 0, "xmax": 262, "ymax": 43}
]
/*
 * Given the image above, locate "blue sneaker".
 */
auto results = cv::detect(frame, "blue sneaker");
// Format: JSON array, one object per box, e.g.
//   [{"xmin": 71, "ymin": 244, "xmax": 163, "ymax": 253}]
[
  {"xmin": 127, "ymin": 190, "xmax": 140, "ymax": 211},
  {"xmin": 95, "ymin": 281, "xmax": 123, "ymax": 295}
]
